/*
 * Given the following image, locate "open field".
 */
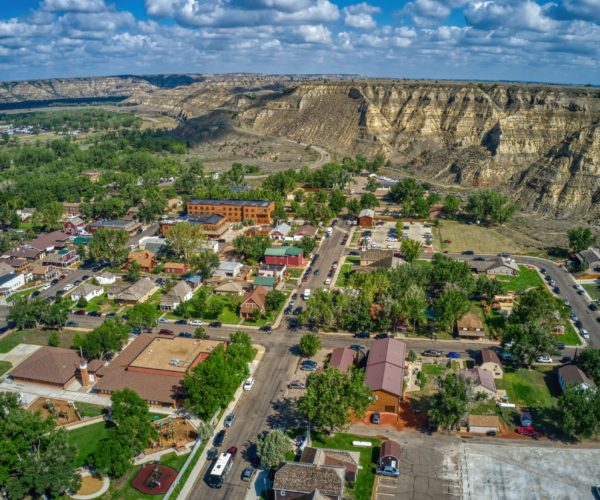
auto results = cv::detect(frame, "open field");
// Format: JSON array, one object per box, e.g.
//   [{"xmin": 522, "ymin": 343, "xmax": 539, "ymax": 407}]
[
  {"xmin": 582, "ymin": 283, "xmax": 600, "ymax": 300},
  {"xmin": 500, "ymin": 265, "xmax": 544, "ymax": 292},
  {"xmin": 0, "ymin": 328, "xmax": 85, "ymax": 353},
  {"xmin": 67, "ymin": 421, "xmax": 112, "ymax": 467},
  {"xmin": 0, "ymin": 360, "xmax": 12, "ymax": 376},
  {"xmin": 496, "ymin": 366, "xmax": 558, "ymax": 408},
  {"xmin": 434, "ymin": 221, "xmax": 523, "ymax": 254}
]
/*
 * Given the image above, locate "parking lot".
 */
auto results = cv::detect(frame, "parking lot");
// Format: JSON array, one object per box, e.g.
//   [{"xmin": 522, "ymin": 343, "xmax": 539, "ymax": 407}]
[{"xmin": 361, "ymin": 221, "xmax": 434, "ymax": 251}]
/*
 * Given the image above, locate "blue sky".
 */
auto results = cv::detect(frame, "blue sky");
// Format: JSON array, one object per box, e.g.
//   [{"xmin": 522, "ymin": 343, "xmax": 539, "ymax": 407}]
[{"xmin": 1, "ymin": 0, "xmax": 599, "ymax": 84}]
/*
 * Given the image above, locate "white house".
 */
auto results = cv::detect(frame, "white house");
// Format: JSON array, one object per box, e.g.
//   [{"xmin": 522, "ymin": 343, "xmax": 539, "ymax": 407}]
[
  {"xmin": 71, "ymin": 284, "xmax": 103, "ymax": 302},
  {"xmin": 214, "ymin": 261, "xmax": 242, "ymax": 278},
  {"xmin": 159, "ymin": 281, "xmax": 194, "ymax": 311},
  {"xmin": 269, "ymin": 223, "xmax": 292, "ymax": 241},
  {"xmin": 96, "ymin": 272, "xmax": 117, "ymax": 285},
  {"xmin": 0, "ymin": 272, "xmax": 26, "ymax": 297}
]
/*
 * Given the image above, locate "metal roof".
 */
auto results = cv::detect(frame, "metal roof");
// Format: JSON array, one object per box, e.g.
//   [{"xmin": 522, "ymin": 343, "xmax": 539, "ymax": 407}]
[{"xmin": 188, "ymin": 198, "xmax": 272, "ymax": 207}]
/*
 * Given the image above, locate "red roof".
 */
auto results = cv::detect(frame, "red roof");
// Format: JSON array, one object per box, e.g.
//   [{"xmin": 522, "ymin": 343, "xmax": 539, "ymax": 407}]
[
  {"xmin": 329, "ymin": 348, "xmax": 355, "ymax": 372},
  {"xmin": 365, "ymin": 338, "xmax": 406, "ymax": 397}
]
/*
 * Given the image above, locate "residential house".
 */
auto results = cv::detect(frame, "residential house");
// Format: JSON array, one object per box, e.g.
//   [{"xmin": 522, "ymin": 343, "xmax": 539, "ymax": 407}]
[
  {"xmin": 468, "ymin": 415, "xmax": 500, "ymax": 434},
  {"xmin": 493, "ymin": 293, "xmax": 515, "ymax": 317},
  {"xmin": 17, "ymin": 207, "xmax": 35, "ymax": 222},
  {"xmin": 187, "ymin": 198, "xmax": 275, "ymax": 224},
  {"xmin": 456, "ymin": 312, "xmax": 485, "ymax": 339},
  {"xmin": 299, "ymin": 446, "xmax": 360, "ymax": 483},
  {"xmin": 43, "ymin": 248, "xmax": 80, "ymax": 268},
  {"xmin": 96, "ymin": 272, "xmax": 117, "ymax": 285},
  {"xmin": 5, "ymin": 258, "xmax": 29, "ymax": 274},
  {"xmin": 329, "ymin": 347, "xmax": 355, "ymax": 373},
  {"xmin": 272, "ymin": 462, "xmax": 345, "ymax": 500},
  {"xmin": 127, "ymin": 250, "xmax": 156, "ymax": 272},
  {"xmin": 240, "ymin": 285, "xmax": 268, "ymax": 319},
  {"xmin": 159, "ymin": 281, "xmax": 193, "ymax": 311},
  {"xmin": 476, "ymin": 350, "xmax": 503, "ymax": 379},
  {"xmin": 2, "ymin": 246, "xmax": 44, "ymax": 261},
  {"xmin": 458, "ymin": 367, "xmax": 497, "ymax": 398},
  {"xmin": 114, "ymin": 278, "xmax": 158, "ymax": 304},
  {"xmin": 0, "ymin": 272, "xmax": 25, "ymax": 297},
  {"xmin": 86, "ymin": 219, "xmax": 142, "ymax": 235},
  {"xmin": 70, "ymin": 284, "xmax": 103, "ymax": 303},
  {"xmin": 0, "ymin": 262, "xmax": 14, "ymax": 275},
  {"xmin": 166, "ymin": 198, "xmax": 182, "ymax": 212},
  {"xmin": 24, "ymin": 231, "xmax": 70, "ymax": 252},
  {"xmin": 358, "ymin": 208, "xmax": 375, "ymax": 227},
  {"xmin": 258, "ymin": 264, "xmax": 286, "ymax": 280},
  {"xmin": 214, "ymin": 261, "xmax": 242, "ymax": 278},
  {"xmin": 32, "ymin": 265, "xmax": 57, "ymax": 281},
  {"xmin": 184, "ymin": 274, "xmax": 203, "ymax": 290},
  {"xmin": 63, "ymin": 202, "xmax": 80, "ymax": 217},
  {"xmin": 82, "ymin": 171, "xmax": 100, "ymax": 182},
  {"xmin": 558, "ymin": 365, "xmax": 597, "ymax": 392},
  {"xmin": 264, "ymin": 247, "xmax": 303, "ymax": 267},
  {"xmin": 106, "ymin": 282, "xmax": 129, "ymax": 300},
  {"xmin": 253, "ymin": 276, "xmax": 276, "ymax": 291},
  {"xmin": 576, "ymin": 248, "xmax": 600, "ymax": 272},
  {"xmin": 468, "ymin": 256, "xmax": 519, "ymax": 276},
  {"xmin": 269, "ymin": 222, "xmax": 292, "ymax": 240},
  {"xmin": 164, "ymin": 262, "xmax": 190, "ymax": 275},
  {"xmin": 360, "ymin": 249, "xmax": 394, "ymax": 267},
  {"xmin": 158, "ymin": 213, "xmax": 228, "ymax": 239},
  {"xmin": 63, "ymin": 217, "xmax": 85, "ymax": 235},
  {"xmin": 379, "ymin": 440, "xmax": 402, "ymax": 472},
  {"xmin": 293, "ymin": 224, "xmax": 318, "ymax": 240},
  {"xmin": 214, "ymin": 281, "xmax": 245, "ymax": 296},
  {"xmin": 365, "ymin": 338, "xmax": 407, "ymax": 415}
]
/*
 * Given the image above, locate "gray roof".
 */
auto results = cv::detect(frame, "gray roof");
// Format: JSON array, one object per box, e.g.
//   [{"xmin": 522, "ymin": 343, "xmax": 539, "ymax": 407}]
[
  {"xmin": 88, "ymin": 219, "xmax": 136, "ymax": 228},
  {"xmin": 458, "ymin": 367, "xmax": 497, "ymax": 393},
  {"xmin": 273, "ymin": 462, "xmax": 345, "ymax": 497},
  {"xmin": 0, "ymin": 262, "xmax": 14, "ymax": 275},
  {"xmin": 73, "ymin": 283, "xmax": 102, "ymax": 297},
  {"xmin": 0, "ymin": 272, "xmax": 19, "ymax": 286},
  {"xmin": 188, "ymin": 198, "xmax": 272, "ymax": 207},
  {"xmin": 161, "ymin": 213, "xmax": 226, "ymax": 226},
  {"xmin": 358, "ymin": 208, "xmax": 375, "ymax": 218},
  {"xmin": 271, "ymin": 223, "xmax": 291, "ymax": 235},
  {"xmin": 559, "ymin": 365, "xmax": 597, "ymax": 388},
  {"xmin": 162, "ymin": 281, "xmax": 192, "ymax": 303},
  {"xmin": 118, "ymin": 277, "xmax": 156, "ymax": 301}
]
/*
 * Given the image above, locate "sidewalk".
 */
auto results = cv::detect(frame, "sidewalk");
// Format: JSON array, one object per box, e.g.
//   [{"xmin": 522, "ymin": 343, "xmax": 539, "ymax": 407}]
[{"xmin": 175, "ymin": 344, "xmax": 266, "ymax": 500}]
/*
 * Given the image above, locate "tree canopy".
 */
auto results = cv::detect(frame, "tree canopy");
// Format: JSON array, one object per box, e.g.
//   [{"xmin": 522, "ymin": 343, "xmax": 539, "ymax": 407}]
[
  {"xmin": 567, "ymin": 226, "xmax": 597, "ymax": 253},
  {"xmin": 88, "ymin": 228, "xmax": 129, "ymax": 266},
  {"xmin": 465, "ymin": 189, "xmax": 519, "ymax": 224},
  {"xmin": 255, "ymin": 430, "xmax": 291, "ymax": 468},
  {"xmin": 299, "ymin": 333, "xmax": 322, "ymax": 357}
]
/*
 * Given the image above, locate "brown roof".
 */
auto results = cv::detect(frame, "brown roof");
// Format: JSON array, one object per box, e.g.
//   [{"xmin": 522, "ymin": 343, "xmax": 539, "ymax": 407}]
[
  {"xmin": 95, "ymin": 334, "xmax": 184, "ymax": 405},
  {"xmin": 559, "ymin": 365, "xmax": 597, "ymax": 388},
  {"xmin": 456, "ymin": 312, "xmax": 484, "ymax": 330},
  {"xmin": 32, "ymin": 265, "xmax": 51, "ymax": 275},
  {"xmin": 365, "ymin": 338, "xmax": 407, "ymax": 397},
  {"xmin": 468, "ymin": 414, "xmax": 500, "ymax": 428},
  {"xmin": 458, "ymin": 367, "xmax": 497, "ymax": 394},
  {"xmin": 477, "ymin": 349, "xmax": 501, "ymax": 367},
  {"xmin": 242, "ymin": 285, "xmax": 268, "ymax": 309},
  {"xmin": 87, "ymin": 359, "xmax": 104, "ymax": 372},
  {"xmin": 24, "ymin": 231, "xmax": 70, "ymax": 251},
  {"xmin": 164, "ymin": 262, "xmax": 188, "ymax": 270},
  {"xmin": 128, "ymin": 250, "xmax": 155, "ymax": 268},
  {"xmin": 273, "ymin": 463, "xmax": 345, "ymax": 497},
  {"xmin": 380, "ymin": 440, "xmax": 401, "ymax": 460},
  {"xmin": 3, "ymin": 246, "xmax": 43, "ymax": 260},
  {"xmin": 9, "ymin": 347, "xmax": 85, "ymax": 385},
  {"xmin": 329, "ymin": 347, "xmax": 355, "ymax": 372},
  {"xmin": 294, "ymin": 225, "xmax": 318, "ymax": 237},
  {"xmin": 118, "ymin": 277, "xmax": 156, "ymax": 302}
]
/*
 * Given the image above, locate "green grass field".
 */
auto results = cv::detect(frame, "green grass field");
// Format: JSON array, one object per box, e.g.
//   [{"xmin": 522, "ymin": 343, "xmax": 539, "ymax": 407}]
[
  {"xmin": 0, "ymin": 328, "xmax": 86, "ymax": 353},
  {"xmin": 7, "ymin": 286, "xmax": 42, "ymax": 301},
  {"xmin": 0, "ymin": 360, "xmax": 12, "ymax": 376},
  {"xmin": 582, "ymin": 283, "xmax": 600, "ymax": 301},
  {"xmin": 500, "ymin": 266, "xmax": 544, "ymax": 292},
  {"xmin": 335, "ymin": 263, "xmax": 353, "ymax": 287},
  {"xmin": 67, "ymin": 421, "xmax": 112, "ymax": 467},
  {"xmin": 434, "ymin": 220, "xmax": 522, "ymax": 254},
  {"xmin": 75, "ymin": 402, "xmax": 105, "ymax": 418},
  {"xmin": 311, "ymin": 432, "xmax": 381, "ymax": 500},
  {"xmin": 496, "ymin": 366, "xmax": 557, "ymax": 408},
  {"xmin": 287, "ymin": 268, "xmax": 304, "ymax": 278}
]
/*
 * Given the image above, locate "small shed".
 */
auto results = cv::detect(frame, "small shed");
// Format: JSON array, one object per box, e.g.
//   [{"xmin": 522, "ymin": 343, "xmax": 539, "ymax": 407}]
[
  {"xmin": 379, "ymin": 440, "xmax": 401, "ymax": 469},
  {"xmin": 468, "ymin": 415, "xmax": 500, "ymax": 434}
]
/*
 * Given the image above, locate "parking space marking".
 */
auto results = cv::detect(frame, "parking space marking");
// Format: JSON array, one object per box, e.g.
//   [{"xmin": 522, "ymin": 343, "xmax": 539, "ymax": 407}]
[{"xmin": 376, "ymin": 492, "xmax": 396, "ymax": 497}]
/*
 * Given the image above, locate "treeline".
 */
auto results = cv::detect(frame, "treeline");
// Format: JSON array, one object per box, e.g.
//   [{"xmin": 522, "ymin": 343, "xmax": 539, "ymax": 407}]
[{"xmin": 0, "ymin": 109, "xmax": 141, "ymax": 132}]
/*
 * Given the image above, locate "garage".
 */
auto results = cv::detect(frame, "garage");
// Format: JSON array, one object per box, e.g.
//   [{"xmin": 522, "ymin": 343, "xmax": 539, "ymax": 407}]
[{"xmin": 468, "ymin": 415, "xmax": 500, "ymax": 434}]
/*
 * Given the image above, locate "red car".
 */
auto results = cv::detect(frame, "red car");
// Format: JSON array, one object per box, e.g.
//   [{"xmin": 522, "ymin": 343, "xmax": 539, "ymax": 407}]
[
  {"xmin": 443, "ymin": 240, "xmax": 452, "ymax": 244},
  {"xmin": 517, "ymin": 426, "xmax": 542, "ymax": 438},
  {"xmin": 59, "ymin": 274, "xmax": 66, "ymax": 280},
  {"xmin": 227, "ymin": 446, "xmax": 238, "ymax": 459},
  {"xmin": 74, "ymin": 310, "xmax": 86, "ymax": 315},
  {"xmin": 159, "ymin": 329, "xmax": 174, "ymax": 336}
]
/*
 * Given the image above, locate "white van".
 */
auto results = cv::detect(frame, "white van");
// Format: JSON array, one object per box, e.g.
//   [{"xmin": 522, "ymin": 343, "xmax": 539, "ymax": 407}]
[{"xmin": 303, "ymin": 289, "xmax": 311, "ymax": 300}]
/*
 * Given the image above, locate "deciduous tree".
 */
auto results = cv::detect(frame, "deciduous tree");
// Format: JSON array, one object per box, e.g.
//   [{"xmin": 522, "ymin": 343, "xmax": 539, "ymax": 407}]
[
  {"xmin": 567, "ymin": 226, "xmax": 597, "ymax": 253},
  {"xmin": 88, "ymin": 228, "xmax": 129, "ymax": 266},
  {"xmin": 434, "ymin": 290, "xmax": 471, "ymax": 331},
  {"xmin": 558, "ymin": 385, "xmax": 600, "ymax": 439},
  {"xmin": 255, "ymin": 430, "xmax": 291, "ymax": 468},
  {"xmin": 428, "ymin": 373, "xmax": 469, "ymax": 429},
  {"xmin": 166, "ymin": 222, "xmax": 205, "ymax": 261},
  {"xmin": 400, "ymin": 238, "xmax": 423, "ymax": 263},
  {"xmin": 299, "ymin": 333, "xmax": 321, "ymax": 357}
]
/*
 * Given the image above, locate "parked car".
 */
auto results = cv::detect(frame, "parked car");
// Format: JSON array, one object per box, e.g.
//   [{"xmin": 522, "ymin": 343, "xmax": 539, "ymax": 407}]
[
  {"xmin": 224, "ymin": 413, "xmax": 236, "ymax": 427},
  {"xmin": 74, "ymin": 280, "xmax": 81, "ymax": 286},
  {"xmin": 88, "ymin": 311, "xmax": 101, "ymax": 317},
  {"xmin": 540, "ymin": 268, "xmax": 546, "ymax": 274},
  {"xmin": 64, "ymin": 284, "xmax": 74, "ymax": 291},
  {"xmin": 422, "ymin": 349, "xmax": 442, "ymax": 357},
  {"xmin": 131, "ymin": 327, "xmax": 142, "ymax": 334},
  {"xmin": 289, "ymin": 299, "xmax": 295, "ymax": 306},
  {"xmin": 59, "ymin": 274, "xmax": 66, "ymax": 280},
  {"xmin": 575, "ymin": 320, "xmax": 583, "ymax": 328},
  {"xmin": 42, "ymin": 283, "xmax": 51, "ymax": 290},
  {"xmin": 105, "ymin": 312, "xmax": 116, "ymax": 317},
  {"xmin": 158, "ymin": 318, "xmax": 169, "ymax": 323},
  {"xmin": 284, "ymin": 306, "xmax": 293, "ymax": 314},
  {"xmin": 561, "ymin": 356, "xmax": 572, "ymax": 363},
  {"xmin": 81, "ymin": 275, "xmax": 89, "ymax": 280},
  {"xmin": 443, "ymin": 239, "xmax": 452, "ymax": 243},
  {"xmin": 536, "ymin": 356, "xmax": 552, "ymax": 363},
  {"xmin": 293, "ymin": 307, "xmax": 303, "ymax": 315},
  {"xmin": 241, "ymin": 466, "xmax": 255, "ymax": 481},
  {"xmin": 189, "ymin": 320, "xmax": 203, "ymax": 326},
  {"xmin": 243, "ymin": 377, "xmax": 255, "ymax": 390},
  {"xmin": 371, "ymin": 412, "xmax": 380, "ymax": 424},
  {"xmin": 209, "ymin": 321, "xmax": 222, "ymax": 327},
  {"xmin": 498, "ymin": 252, "xmax": 510, "ymax": 258},
  {"xmin": 301, "ymin": 361, "xmax": 317, "ymax": 371},
  {"xmin": 324, "ymin": 278, "xmax": 331, "ymax": 285},
  {"xmin": 314, "ymin": 269, "xmax": 319, "ymax": 275},
  {"xmin": 66, "ymin": 321, "xmax": 78, "ymax": 327},
  {"xmin": 259, "ymin": 325, "xmax": 272, "ymax": 333},
  {"xmin": 375, "ymin": 334, "xmax": 392, "ymax": 339},
  {"xmin": 350, "ymin": 345, "xmax": 367, "ymax": 353},
  {"xmin": 557, "ymin": 343, "xmax": 565, "ymax": 350},
  {"xmin": 354, "ymin": 331, "xmax": 370, "ymax": 339},
  {"xmin": 159, "ymin": 329, "xmax": 174, "ymax": 336},
  {"xmin": 51, "ymin": 279, "xmax": 59, "ymax": 285},
  {"xmin": 288, "ymin": 317, "xmax": 298, "ymax": 328},
  {"xmin": 578, "ymin": 289, "xmax": 586, "ymax": 295},
  {"xmin": 517, "ymin": 426, "xmax": 542, "ymax": 438},
  {"xmin": 46, "ymin": 296, "xmax": 55, "ymax": 301},
  {"xmin": 213, "ymin": 430, "xmax": 225, "ymax": 447},
  {"xmin": 178, "ymin": 332, "xmax": 192, "ymax": 338},
  {"xmin": 30, "ymin": 290, "xmax": 40, "ymax": 298},
  {"xmin": 462, "ymin": 250, "xmax": 474, "ymax": 255},
  {"xmin": 474, "ymin": 256, "xmax": 486, "ymax": 261},
  {"xmin": 553, "ymin": 286, "xmax": 560, "ymax": 294},
  {"xmin": 288, "ymin": 381, "xmax": 306, "ymax": 389},
  {"xmin": 590, "ymin": 304, "xmax": 598, "ymax": 311},
  {"xmin": 74, "ymin": 309, "xmax": 86, "ymax": 315},
  {"xmin": 227, "ymin": 446, "xmax": 238, "ymax": 459},
  {"xmin": 581, "ymin": 329, "xmax": 590, "ymax": 339},
  {"xmin": 447, "ymin": 352, "xmax": 461, "ymax": 359},
  {"xmin": 175, "ymin": 319, "xmax": 187, "ymax": 325}
]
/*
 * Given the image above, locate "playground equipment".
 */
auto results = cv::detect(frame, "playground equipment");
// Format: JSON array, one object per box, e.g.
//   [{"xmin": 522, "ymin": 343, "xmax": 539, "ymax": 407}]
[
  {"xmin": 44, "ymin": 399, "xmax": 55, "ymax": 414},
  {"xmin": 146, "ymin": 463, "xmax": 162, "ymax": 489}
]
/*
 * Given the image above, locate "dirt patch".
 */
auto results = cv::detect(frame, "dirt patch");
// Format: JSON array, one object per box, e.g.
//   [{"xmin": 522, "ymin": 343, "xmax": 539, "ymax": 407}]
[
  {"xmin": 27, "ymin": 397, "xmax": 81, "ymax": 425},
  {"xmin": 75, "ymin": 475, "xmax": 105, "ymax": 496},
  {"xmin": 146, "ymin": 417, "xmax": 197, "ymax": 454}
]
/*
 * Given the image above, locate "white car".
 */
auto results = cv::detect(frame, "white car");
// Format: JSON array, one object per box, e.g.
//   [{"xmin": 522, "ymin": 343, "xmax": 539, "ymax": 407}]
[
  {"xmin": 42, "ymin": 284, "xmax": 51, "ymax": 290},
  {"xmin": 581, "ymin": 329, "xmax": 590, "ymax": 339},
  {"xmin": 324, "ymin": 278, "xmax": 331, "ymax": 285},
  {"xmin": 63, "ymin": 284, "xmax": 74, "ymax": 291},
  {"xmin": 189, "ymin": 320, "xmax": 204, "ymax": 326},
  {"xmin": 243, "ymin": 377, "xmax": 255, "ymax": 391},
  {"xmin": 536, "ymin": 356, "xmax": 552, "ymax": 363}
]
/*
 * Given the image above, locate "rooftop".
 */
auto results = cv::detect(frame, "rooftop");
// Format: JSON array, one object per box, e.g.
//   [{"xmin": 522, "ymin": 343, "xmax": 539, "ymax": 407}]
[
  {"xmin": 9, "ymin": 347, "xmax": 86, "ymax": 386},
  {"xmin": 162, "ymin": 213, "xmax": 226, "ymax": 226},
  {"xmin": 477, "ymin": 349, "xmax": 502, "ymax": 367},
  {"xmin": 380, "ymin": 440, "xmax": 401, "ymax": 460},
  {"xmin": 469, "ymin": 414, "xmax": 500, "ymax": 428},
  {"xmin": 559, "ymin": 365, "xmax": 597, "ymax": 388},
  {"xmin": 273, "ymin": 462, "xmax": 345, "ymax": 497},
  {"xmin": 329, "ymin": 347, "xmax": 355, "ymax": 373},
  {"xmin": 88, "ymin": 219, "xmax": 140, "ymax": 228},
  {"xmin": 458, "ymin": 367, "xmax": 497, "ymax": 393},
  {"xmin": 188, "ymin": 198, "xmax": 273, "ymax": 207},
  {"xmin": 253, "ymin": 276, "xmax": 277, "ymax": 286},
  {"xmin": 264, "ymin": 247, "xmax": 302, "ymax": 256}
]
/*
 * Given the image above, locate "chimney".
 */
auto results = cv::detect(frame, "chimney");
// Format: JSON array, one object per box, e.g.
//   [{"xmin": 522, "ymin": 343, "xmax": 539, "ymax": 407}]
[{"xmin": 79, "ymin": 347, "xmax": 89, "ymax": 387}]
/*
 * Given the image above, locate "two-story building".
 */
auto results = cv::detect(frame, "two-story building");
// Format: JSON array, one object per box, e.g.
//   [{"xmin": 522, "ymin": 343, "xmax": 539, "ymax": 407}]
[{"xmin": 264, "ymin": 247, "xmax": 303, "ymax": 267}]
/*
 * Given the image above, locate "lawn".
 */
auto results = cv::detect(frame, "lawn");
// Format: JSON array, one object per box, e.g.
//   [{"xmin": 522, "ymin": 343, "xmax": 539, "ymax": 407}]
[
  {"xmin": 434, "ymin": 220, "xmax": 522, "ymax": 254},
  {"xmin": 420, "ymin": 363, "xmax": 448, "ymax": 377},
  {"xmin": 75, "ymin": 402, "xmax": 105, "ymax": 418},
  {"xmin": 582, "ymin": 283, "xmax": 600, "ymax": 301},
  {"xmin": 7, "ymin": 286, "xmax": 42, "ymax": 301},
  {"xmin": 559, "ymin": 323, "xmax": 582, "ymax": 346},
  {"xmin": 84, "ymin": 293, "xmax": 121, "ymax": 313},
  {"xmin": 0, "ymin": 328, "xmax": 86, "ymax": 353},
  {"xmin": 335, "ymin": 263, "xmax": 353, "ymax": 287},
  {"xmin": 0, "ymin": 360, "xmax": 12, "ymax": 376},
  {"xmin": 67, "ymin": 421, "xmax": 112, "ymax": 467},
  {"xmin": 499, "ymin": 266, "xmax": 544, "ymax": 292},
  {"xmin": 496, "ymin": 366, "xmax": 558, "ymax": 408},
  {"xmin": 288, "ymin": 268, "xmax": 304, "ymax": 278},
  {"xmin": 345, "ymin": 256, "xmax": 360, "ymax": 264},
  {"xmin": 311, "ymin": 432, "xmax": 381, "ymax": 500}
]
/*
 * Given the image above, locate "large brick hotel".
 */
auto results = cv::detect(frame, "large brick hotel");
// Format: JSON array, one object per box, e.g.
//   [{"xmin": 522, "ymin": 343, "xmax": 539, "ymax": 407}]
[{"xmin": 186, "ymin": 198, "xmax": 275, "ymax": 224}]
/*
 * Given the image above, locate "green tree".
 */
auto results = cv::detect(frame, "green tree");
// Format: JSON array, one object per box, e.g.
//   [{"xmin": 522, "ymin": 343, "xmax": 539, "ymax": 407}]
[
  {"xmin": 315, "ymin": 189, "xmax": 329, "ymax": 204},
  {"xmin": 329, "ymin": 189, "xmax": 346, "ymax": 213},
  {"xmin": 400, "ymin": 238, "xmax": 423, "ymax": 263},
  {"xmin": 255, "ymin": 429, "xmax": 291, "ymax": 468},
  {"xmin": 298, "ymin": 236, "xmax": 317, "ymax": 256},
  {"xmin": 297, "ymin": 367, "xmax": 373, "ymax": 434},
  {"xmin": 443, "ymin": 195, "xmax": 461, "ymax": 218},
  {"xmin": 81, "ymin": 319, "xmax": 130, "ymax": 359},
  {"xmin": 558, "ymin": 385, "xmax": 600, "ymax": 439},
  {"xmin": 434, "ymin": 290, "xmax": 471, "ymax": 331},
  {"xmin": 76, "ymin": 296, "xmax": 88, "ymax": 308},
  {"xmin": 299, "ymin": 333, "xmax": 321, "ymax": 357},
  {"xmin": 197, "ymin": 421, "xmax": 214, "ymax": 441},
  {"xmin": 127, "ymin": 303, "xmax": 159, "ymax": 329},
  {"xmin": 32, "ymin": 201, "xmax": 63, "ymax": 231},
  {"xmin": 8, "ymin": 296, "xmax": 48, "ymax": 329},
  {"xmin": 127, "ymin": 260, "xmax": 141, "ymax": 281},
  {"xmin": 360, "ymin": 192, "xmax": 379, "ymax": 209},
  {"xmin": 48, "ymin": 331, "xmax": 60, "ymax": 347},
  {"xmin": 166, "ymin": 222, "xmax": 206, "ymax": 261},
  {"xmin": 232, "ymin": 234, "xmax": 272, "ymax": 262},
  {"xmin": 389, "ymin": 178, "xmax": 424, "ymax": 204},
  {"xmin": 195, "ymin": 326, "xmax": 207, "ymax": 339},
  {"xmin": 365, "ymin": 177, "xmax": 379, "ymax": 192},
  {"xmin": 474, "ymin": 275, "xmax": 503, "ymax": 303},
  {"xmin": 428, "ymin": 373, "xmax": 469, "ymax": 429},
  {"xmin": 294, "ymin": 189, "xmax": 305, "ymax": 202},
  {"xmin": 576, "ymin": 349, "xmax": 600, "ymax": 385},
  {"xmin": 0, "ymin": 392, "xmax": 81, "ymax": 499},
  {"xmin": 465, "ymin": 189, "xmax": 519, "ymax": 224},
  {"xmin": 88, "ymin": 228, "xmax": 129, "ymax": 266},
  {"xmin": 265, "ymin": 289, "xmax": 286, "ymax": 313},
  {"xmin": 567, "ymin": 226, "xmax": 597, "ymax": 253},
  {"xmin": 408, "ymin": 349, "xmax": 418, "ymax": 362},
  {"xmin": 189, "ymin": 249, "xmax": 219, "ymax": 281},
  {"xmin": 41, "ymin": 301, "xmax": 70, "ymax": 331},
  {"xmin": 346, "ymin": 198, "xmax": 361, "ymax": 217},
  {"xmin": 503, "ymin": 321, "xmax": 559, "ymax": 368}
]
